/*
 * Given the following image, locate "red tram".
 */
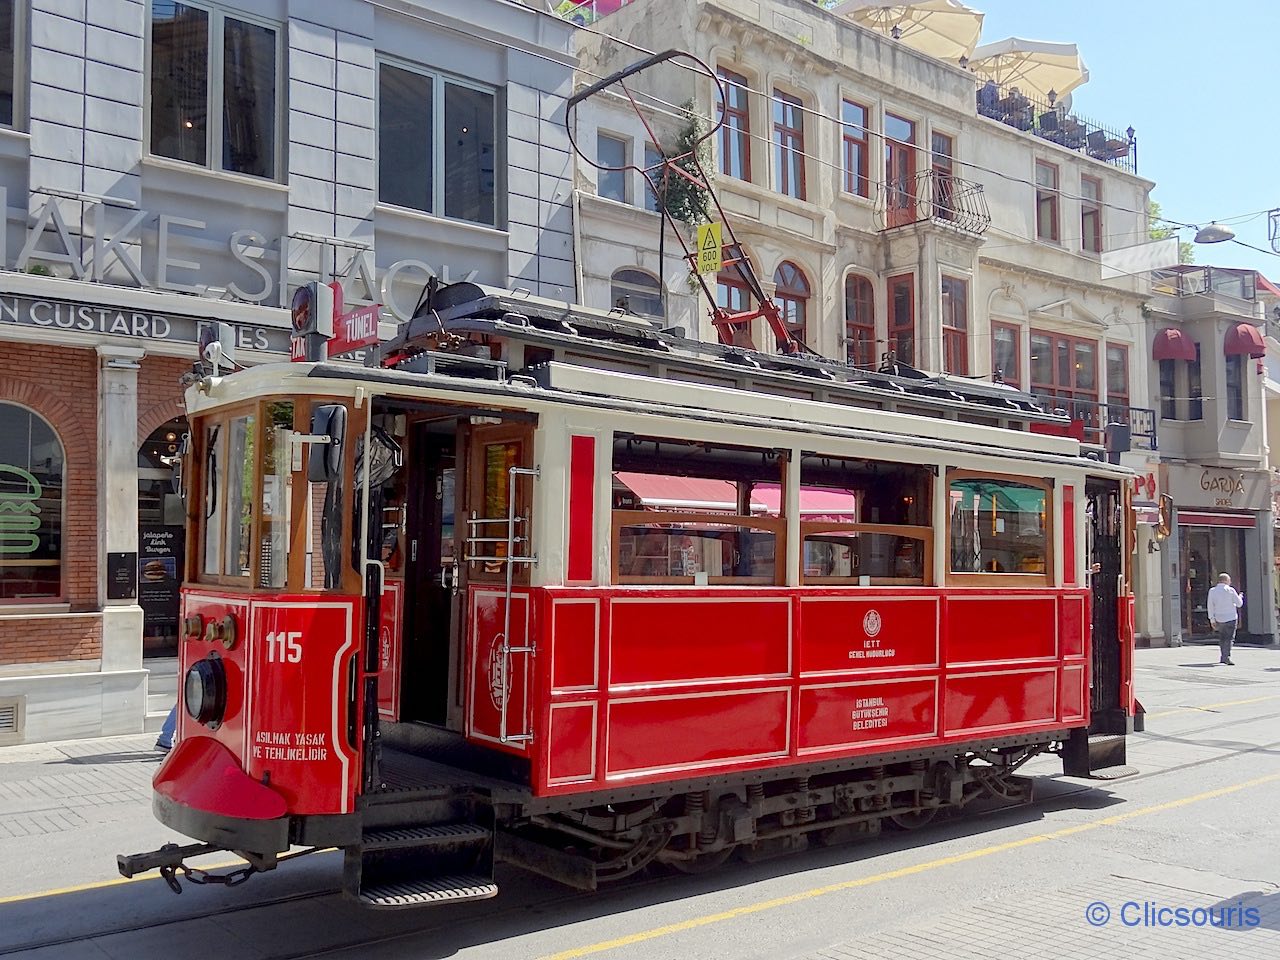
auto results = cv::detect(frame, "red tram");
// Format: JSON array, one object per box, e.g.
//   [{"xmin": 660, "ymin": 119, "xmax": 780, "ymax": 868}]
[{"xmin": 119, "ymin": 281, "xmax": 1139, "ymax": 907}]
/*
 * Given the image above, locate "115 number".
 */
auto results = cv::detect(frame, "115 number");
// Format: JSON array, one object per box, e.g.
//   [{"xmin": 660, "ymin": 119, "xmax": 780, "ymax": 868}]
[{"xmin": 264, "ymin": 631, "xmax": 303, "ymax": 663}]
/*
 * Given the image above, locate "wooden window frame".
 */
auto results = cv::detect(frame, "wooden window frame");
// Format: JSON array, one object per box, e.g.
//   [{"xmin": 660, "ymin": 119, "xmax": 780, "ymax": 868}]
[
  {"xmin": 941, "ymin": 274, "xmax": 969, "ymax": 376},
  {"xmin": 841, "ymin": 98, "xmax": 870, "ymax": 198},
  {"xmin": 992, "ymin": 321, "xmax": 1021, "ymax": 388},
  {"xmin": 717, "ymin": 67, "xmax": 752, "ymax": 182},
  {"xmin": 611, "ymin": 510, "xmax": 786, "ymax": 586},
  {"xmin": 1157, "ymin": 357, "xmax": 1179, "ymax": 421},
  {"xmin": 1035, "ymin": 160, "xmax": 1060, "ymax": 242},
  {"xmin": 888, "ymin": 273, "xmax": 915, "ymax": 366},
  {"xmin": 774, "ymin": 260, "xmax": 810, "ymax": 345},
  {"xmin": 931, "ymin": 130, "xmax": 955, "ymax": 221},
  {"xmin": 1081, "ymin": 174, "xmax": 1103, "ymax": 253},
  {"xmin": 844, "ymin": 273, "xmax": 875, "ymax": 367},
  {"xmin": 772, "ymin": 89, "xmax": 806, "ymax": 200},
  {"xmin": 465, "ymin": 422, "xmax": 537, "ymax": 587},
  {"xmin": 800, "ymin": 522, "xmax": 934, "ymax": 587},
  {"xmin": 884, "ymin": 112, "xmax": 918, "ymax": 228},
  {"xmin": 1225, "ymin": 354, "xmax": 1247, "ymax": 421},
  {"xmin": 945, "ymin": 468, "xmax": 1054, "ymax": 587},
  {"xmin": 1105, "ymin": 342, "xmax": 1129, "ymax": 410}
]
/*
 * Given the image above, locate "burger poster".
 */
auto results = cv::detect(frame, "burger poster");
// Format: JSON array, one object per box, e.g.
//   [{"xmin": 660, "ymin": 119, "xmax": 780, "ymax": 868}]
[{"xmin": 139, "ymin": 526, "xmax": 182, "ymax": 628}]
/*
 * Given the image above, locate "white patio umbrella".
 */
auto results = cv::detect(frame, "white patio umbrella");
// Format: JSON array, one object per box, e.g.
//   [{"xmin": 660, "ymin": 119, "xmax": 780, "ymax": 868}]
[
  {"xmin": 833, "ymin": 0, "xmax": 984, "ymax": 62},
  {"xmin": 968, "ymin": 37, "xmax": 1090, "ymax": 102}
]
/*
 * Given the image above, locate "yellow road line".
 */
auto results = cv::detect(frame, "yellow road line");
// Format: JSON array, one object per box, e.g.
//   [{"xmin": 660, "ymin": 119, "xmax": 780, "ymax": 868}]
[
  {"xmin": 1146, "ymin": 694, "xmax": 1280, "ymax": 719},
  {"xmin": 541, "ymin": 771, "xmax": 1280, "ymax": 960}
]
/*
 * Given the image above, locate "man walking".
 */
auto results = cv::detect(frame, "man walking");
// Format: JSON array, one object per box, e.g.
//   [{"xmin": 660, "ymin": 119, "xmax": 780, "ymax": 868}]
[{"xmin": 1207, "ymin": 572, "xmax": 1244, "ymax": 666}]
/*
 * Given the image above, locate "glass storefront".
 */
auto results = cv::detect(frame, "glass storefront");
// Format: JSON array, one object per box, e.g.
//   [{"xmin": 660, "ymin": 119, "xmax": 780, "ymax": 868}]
[
  {"xmin": 138, "ymin": 417, "xmax": 188, "ymax": 657},
  {"xmin": 1179, "ymin": 525, "xmax": 1248, "ymax": 637}
]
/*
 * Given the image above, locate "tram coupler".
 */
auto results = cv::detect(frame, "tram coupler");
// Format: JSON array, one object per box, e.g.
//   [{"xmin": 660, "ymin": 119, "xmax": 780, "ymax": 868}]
[{"xmin": 118, "ymin": 841, "xmax": 222, "ymax": 886}]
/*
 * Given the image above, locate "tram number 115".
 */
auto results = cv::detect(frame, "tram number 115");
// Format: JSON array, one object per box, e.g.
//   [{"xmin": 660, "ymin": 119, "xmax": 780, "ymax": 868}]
[{"xmin": 265, "ymin": 631, "xmax": 303, "ymax": 664}]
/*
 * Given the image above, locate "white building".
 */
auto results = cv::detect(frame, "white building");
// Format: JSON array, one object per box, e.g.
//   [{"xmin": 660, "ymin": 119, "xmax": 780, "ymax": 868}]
[{"xmin": 0, "ymin": 0, "xmax": 576, "ymax": 744}]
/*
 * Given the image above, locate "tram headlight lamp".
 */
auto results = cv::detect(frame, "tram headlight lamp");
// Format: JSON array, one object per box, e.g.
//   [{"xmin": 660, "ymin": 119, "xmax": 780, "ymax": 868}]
[{"xmin": 184, "ymin": 655, "xmax": 227, "ymax": 729}]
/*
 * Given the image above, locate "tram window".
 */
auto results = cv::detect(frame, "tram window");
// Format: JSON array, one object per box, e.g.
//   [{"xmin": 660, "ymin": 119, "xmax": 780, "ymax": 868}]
[
  {"xmin": 259, "ymin": 402, "xmax": 293, "ymax": 589},
  {"xmin": 611, "ymin": 435, "xmax": 785, "ymax": 585},
  {"xmin": 797, "ymin": 454, "xmax": 933, "ymax": 585},
  {"xmin": 949, "ymin": 476, "xmax": 1049, "ymax": 577},
  {"xmin": 222, "ymin": 414, "xmax": 256, "ymax": 579},
  {"xmin": 201, "ymin": 423, "xmax": 225, "ymax": 578}
]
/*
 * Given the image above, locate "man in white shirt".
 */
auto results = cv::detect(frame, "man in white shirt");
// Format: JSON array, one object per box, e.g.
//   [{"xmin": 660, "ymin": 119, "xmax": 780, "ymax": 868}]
[{"xmin": 1207, "ymin": 572, "xmax": 1244, "ymax": 666}]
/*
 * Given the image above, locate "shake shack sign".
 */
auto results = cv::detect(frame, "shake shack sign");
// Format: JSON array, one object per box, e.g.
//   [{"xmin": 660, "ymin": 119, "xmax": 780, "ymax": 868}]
[{"xmin": 0, "ymin": 294, "xmax": 291, "ymax": 354}]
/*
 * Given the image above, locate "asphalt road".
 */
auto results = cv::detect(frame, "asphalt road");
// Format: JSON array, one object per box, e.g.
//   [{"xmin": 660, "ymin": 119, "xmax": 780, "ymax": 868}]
[{"xmin": 2, "ymin": 643, "xmax": 1279, "ymax": 960}]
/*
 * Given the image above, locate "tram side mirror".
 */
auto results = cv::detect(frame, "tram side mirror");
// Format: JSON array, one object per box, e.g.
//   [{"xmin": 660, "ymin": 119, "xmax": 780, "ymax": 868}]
[
  {"xmin": 1155, "ymin": 494, "xmax": 1173, "ymax": 542},
  {"xmin": 308, "ymin": 404, "xmax": 347, "ymax": 483}
]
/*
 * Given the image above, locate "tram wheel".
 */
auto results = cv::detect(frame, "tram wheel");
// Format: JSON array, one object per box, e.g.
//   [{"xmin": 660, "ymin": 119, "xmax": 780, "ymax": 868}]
[
  {"xmin": 668, "ymin": 846, "xmax": 735, "ymax": 875},
  {"xmin": 887, "ymin": 807, "xmax": 938, "ymax": 830}
]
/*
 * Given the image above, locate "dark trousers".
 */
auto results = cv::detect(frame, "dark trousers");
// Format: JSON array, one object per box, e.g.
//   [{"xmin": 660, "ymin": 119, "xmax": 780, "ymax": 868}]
[{"xmin": 1218, "ymin": 620, "xmax": 1238, "ymax": 662}]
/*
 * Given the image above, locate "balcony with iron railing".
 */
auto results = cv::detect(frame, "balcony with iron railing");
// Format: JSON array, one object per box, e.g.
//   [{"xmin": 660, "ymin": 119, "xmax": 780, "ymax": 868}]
[
  {"xmin": 1150, "ymin": 265, "xmax": 1265, "ymax": 320},
  {"xmin": 1032, "ymin": 392, "xmax": 1157, "ymax": 451},
  {"xmin": 875, "ymin": 169, "xmax": 992, "ymax": 236},
  {"xmin": 976, "ymin": 82, "xmax": 1137, "ymax": 174}
]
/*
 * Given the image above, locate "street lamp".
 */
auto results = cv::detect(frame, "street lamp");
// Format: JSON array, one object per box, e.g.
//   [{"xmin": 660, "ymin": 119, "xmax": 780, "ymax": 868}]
[{"xmin": 1192, "ymin": 223, "xmax": 1236, "ymax": 244}]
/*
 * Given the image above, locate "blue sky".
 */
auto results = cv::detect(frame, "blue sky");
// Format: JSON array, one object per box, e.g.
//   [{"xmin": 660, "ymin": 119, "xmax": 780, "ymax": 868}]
[{"xmin": 973, "ymin": 0, "xmax": 1280, "ymax": 279}]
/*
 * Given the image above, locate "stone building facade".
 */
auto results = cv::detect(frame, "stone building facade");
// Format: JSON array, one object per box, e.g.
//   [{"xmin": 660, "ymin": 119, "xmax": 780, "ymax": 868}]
[{"xmin": 0, "ymin": 0, "xmax": 576, "ymax": 743}]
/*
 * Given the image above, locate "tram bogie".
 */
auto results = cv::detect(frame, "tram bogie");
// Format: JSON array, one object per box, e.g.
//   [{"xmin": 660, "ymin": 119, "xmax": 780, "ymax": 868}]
[{"xmin": 119, "ymin": 281, "xmax": 1138, "ymax": 907}]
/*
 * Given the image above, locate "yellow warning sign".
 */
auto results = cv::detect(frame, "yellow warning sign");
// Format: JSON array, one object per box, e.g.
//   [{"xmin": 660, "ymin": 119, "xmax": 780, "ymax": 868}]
[{"xmin": 695, "ymin": 223, "xmax": 723, "ymax": 275}]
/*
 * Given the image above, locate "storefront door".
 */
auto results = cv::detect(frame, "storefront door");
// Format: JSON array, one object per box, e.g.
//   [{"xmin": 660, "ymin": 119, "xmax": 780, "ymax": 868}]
[
  {"xmin": 1180, "ymin": 526, "xmax": 1247, "ymax": 637},
  {"xmin": 138, "ymin": 418, "xmax": 188, "ymax": 657}
]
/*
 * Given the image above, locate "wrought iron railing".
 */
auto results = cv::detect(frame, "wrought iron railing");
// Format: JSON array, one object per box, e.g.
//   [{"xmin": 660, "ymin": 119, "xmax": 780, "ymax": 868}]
[
  {"xmin": 1032, "ymin": 392, "xmax": 1157, "ymax": 451},
  {"xmin": 876, "ymin": 169, "xmax": 991, "ymax": 235},
  {"xmin": 976, "ymin": 82, "xmax": 1137, "ymax": 174}
]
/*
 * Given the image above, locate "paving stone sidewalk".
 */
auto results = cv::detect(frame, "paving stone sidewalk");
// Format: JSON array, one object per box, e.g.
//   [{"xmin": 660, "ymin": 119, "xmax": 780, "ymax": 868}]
[{"xmin": 0, "ymin": 734, "xmax": 161, "ymax": 840}]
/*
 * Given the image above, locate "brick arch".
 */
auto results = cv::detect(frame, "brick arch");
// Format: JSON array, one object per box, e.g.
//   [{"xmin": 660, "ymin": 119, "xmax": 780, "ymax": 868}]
[
  {"xmin": 0, "ymin": 378, "xmax": 90, "ymax": 457},
  {"xmin": 138, "ymin": 399, "xmax": 188, "ymax": 447}
]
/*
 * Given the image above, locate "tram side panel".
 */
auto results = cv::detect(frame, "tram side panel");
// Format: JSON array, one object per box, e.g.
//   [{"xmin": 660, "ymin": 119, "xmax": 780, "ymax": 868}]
[{"xmin": 462, "ymin": 584, "xmax": 1093, "ymax": 799}]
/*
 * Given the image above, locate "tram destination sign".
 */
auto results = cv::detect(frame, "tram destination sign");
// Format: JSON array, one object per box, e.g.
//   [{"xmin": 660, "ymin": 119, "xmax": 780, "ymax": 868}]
[{"xmin": 0, "ymin": 294, "xmax": 291, "ymax": 355}]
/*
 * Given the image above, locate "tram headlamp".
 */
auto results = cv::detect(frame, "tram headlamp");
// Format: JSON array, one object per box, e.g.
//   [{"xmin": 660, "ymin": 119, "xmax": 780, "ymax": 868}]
[{"xmin": 184, "ymin": 655, "xmax": 227, "ymax": 729}]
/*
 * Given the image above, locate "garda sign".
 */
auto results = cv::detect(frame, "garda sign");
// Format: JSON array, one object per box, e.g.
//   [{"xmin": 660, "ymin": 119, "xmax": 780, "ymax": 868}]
[{"xmin": 695, "ymin": 222, "xmax": 723, "ymax": 275}]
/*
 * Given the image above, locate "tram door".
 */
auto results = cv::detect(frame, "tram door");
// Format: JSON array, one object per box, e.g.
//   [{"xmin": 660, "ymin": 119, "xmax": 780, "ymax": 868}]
[
  {"xmin": 1086, "ymin": 478, "xmax": 1125, "ymax": 732},
  {"xmin": 401, "ymin": 420, "xmax": 461, "ymax": 727}
]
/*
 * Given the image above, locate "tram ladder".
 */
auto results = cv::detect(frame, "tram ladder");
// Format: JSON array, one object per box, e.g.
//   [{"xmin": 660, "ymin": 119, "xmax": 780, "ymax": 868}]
[{"xmin": 464, "ymin": 465, "xmax": 540, "ymax": 744}]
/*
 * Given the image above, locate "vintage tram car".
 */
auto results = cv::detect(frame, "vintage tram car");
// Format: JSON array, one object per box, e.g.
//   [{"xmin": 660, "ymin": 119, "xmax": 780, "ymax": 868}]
[{"xmin": 120, "ymin": 282, "xmax": 1138, "ymax": 907}]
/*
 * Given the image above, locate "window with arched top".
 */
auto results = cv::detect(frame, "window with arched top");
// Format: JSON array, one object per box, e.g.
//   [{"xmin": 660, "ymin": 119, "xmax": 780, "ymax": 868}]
[
  {"xmin": 844, "ymin": 274, "xmax": 875, "ymax": 367},
  {"xmin": 610, "ymin": 268, "xmax": 663, "ymax": 318},
  {"xmin": 716, "ymin": 245, "xmax": 753, "ymax": 315},
  {"xmin": 773, "ymin": 261, "xmax": 809, "ymax": 345},
  {"xmin": 0, "ymin": 403, "xmax": 65, "ymax": 602}
]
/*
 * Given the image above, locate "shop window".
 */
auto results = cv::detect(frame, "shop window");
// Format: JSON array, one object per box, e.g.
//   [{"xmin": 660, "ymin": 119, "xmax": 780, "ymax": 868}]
[
  {"xmin": 841, "ymin": 99, "xmax": 869, "ymax": 198},
  {"xmin": 1035, "ymin": 160, "xmax": 1059, "ymax": 242},
  {"xmin": 378, "ymin": 62, "xmax": 498, "ymax": 226},
  {"xmin": 844, "ymin": 274, "xmax": 875, "ymax": 367},
  {"xmin": 139, "ymin": 418, "xmax": 189, "ymax": 656},
  {"xmin": 611, "ymin": 435, "xmax": 784, "ymax": 584},
  {"xmin": 931, "ymin": 131, "xmax": 955, "ymax": 221},
  {"xmin": 643, "ymin": 143, "xmax": 663, "ymax": 212},
  {"xmin": 150, "ymin": 2, "xmax": 280, "ymax": 179},
  {"xmin": 888, "ymin": 273, "xmax": 915, "ymax": 366},
  {"xmin": 717, "ymin": 67, "xmax": 751, "ymax": 182},
  {"xmin": 799, "ymin": 454, "xmax": 932, "ymax": 585},
  {"xmin": 949, "ymin": 474, "xmax": 1049, "ymax": 581},
  {"xmin": 611, "ymin": 268, "xmax": 663, "ymax": 318},
  {"xmin": 1158, "ymin": 358, "xmax": 1177, "ymax": 421},
  {"xmin": 773, "ymin": 90, "xmax": 806, "ymax": 200},
  {"xmin": 941, "ymin": 275, "xmax": 969, "ymax": 375},
  {"xmin": 1106, "ymin": 343, "xmax": 1129, "ymax": 413},
  {"xmin": 717, "ymin": 245, "xmax": 753, "ymax": 332},
  {"xmin": 1226, "ymin": 354, "xmax": 1246, "ymax": 421},
  {"xmin": 596, "ymin": 133, "xmax": 629, "ymax": 203},
  {"xmin": 773, "ymin": 261, "xmax": 809, "ymax": 345},
  {"xmin": 0, "ymin": 404, "xmax": 64, "ymax": 602},
  {"xmin": 1081, "ymin": 176, "xmax": 1103, "ymax": 253},
  {"xmin": 884, "ymin": 113, "xmax": 917, "ymax": 227},
  {"xmin": 0, "ymin": 1, "xmax": 20, "ymax": 128},
  {"xmin": 1030, "ymin": 330, "xmax": 1098, "ymax": 439},
  {"xmin": 992, "ymin": 322, "xmax": 1020, "ymax": 387}
]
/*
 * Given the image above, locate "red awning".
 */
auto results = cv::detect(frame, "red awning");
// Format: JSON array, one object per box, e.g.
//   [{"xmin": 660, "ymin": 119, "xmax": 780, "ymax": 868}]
[
  {"xmin": 752, "ymin": 483, "xmax": 858, "ymax": 520},
  {"xmin": 1177, "ymin": 511, "xmax": 1256, "ymax": 528},
  {"xmin": 1225, "ymin": 322, "xmax": 1266, "ymax": 358},
  {"xmin": 614, "ymin": 473, "xmax": 739, "ymax": 511},
  {"xmin": 1152, "ymin": 327, "xmax": 1197, "ymax": 362}
]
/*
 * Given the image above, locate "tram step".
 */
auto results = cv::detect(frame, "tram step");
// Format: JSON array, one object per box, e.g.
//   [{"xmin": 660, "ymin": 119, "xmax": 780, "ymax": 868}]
[
  {"xmin": 362, "ymin": 823, "xmax": 491, "ymax": 853},
  {"xmin": 1062, "ymin": 730, "xmax": 1136, "ymax": 779},
  {"xmin": 358, "ymin": 873, "xmax": 498, "ymax": 909}
]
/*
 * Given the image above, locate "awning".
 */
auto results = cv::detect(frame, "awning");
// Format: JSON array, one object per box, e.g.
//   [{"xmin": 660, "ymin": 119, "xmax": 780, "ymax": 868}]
[
  {"xmin": 1177, "ymin": 511, "xmax": 1256, "ymax": 529},
  {"xmin": 613, "ymin": 473, "xmax": 740, "ymax": 512},
  {"xmin": 753, "ymin": 483, "xmax": 858, "ymax": 520},
  {"xmin": 1224, "ymin": 322, "xmax": 1266, "ymax": 358},
  {"xmin": 1133, "ymin": 503, "xmax": 1159, "ymax": 525},
  {"xmin": 1152, "ymin": 327, "xmax": 1197, "ymax": 362}
]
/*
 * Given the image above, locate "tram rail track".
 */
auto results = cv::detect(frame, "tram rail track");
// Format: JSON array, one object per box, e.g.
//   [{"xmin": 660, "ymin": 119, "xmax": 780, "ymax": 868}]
[{"xmin": 4, "ymin": 704, "xmax": 1275, "ymax": 960}]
